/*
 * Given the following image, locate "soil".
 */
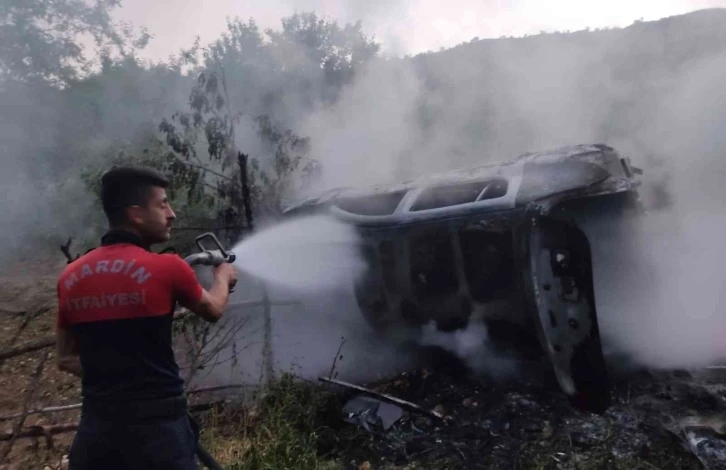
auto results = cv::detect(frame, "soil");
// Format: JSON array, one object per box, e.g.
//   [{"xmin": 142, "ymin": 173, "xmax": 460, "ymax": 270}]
[{"xmin": 0, "ymin": 258, "xmax": 81, "ymax": 470}]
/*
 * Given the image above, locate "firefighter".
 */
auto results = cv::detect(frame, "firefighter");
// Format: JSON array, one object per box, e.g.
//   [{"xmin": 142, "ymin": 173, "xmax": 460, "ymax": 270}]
[{"xmin": 55, "ymin": 165, "xmax": 237, "ymax": 469}]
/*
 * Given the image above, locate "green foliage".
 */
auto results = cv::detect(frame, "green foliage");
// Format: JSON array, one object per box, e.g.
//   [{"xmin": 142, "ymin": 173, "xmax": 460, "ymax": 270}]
[
  {"xmin": 200, "ymin": 374, "xmax": 344, "ymax": 470},
  {"xmin": 78, "ymin": 135, "xmax": 230, "ymax": 253},
  {"xmin": 253, "ymin": 114, "xmax": 321, "ymax": 213},
  {"xmin": 194, "ymin": 12, "xmax": 380, "ymax": 119},
  {"xmin": 0, "ymin": 0, "xmax": 150, "ymax": 86},
  {"xmin": 265, "ymin": 12, "xmax": 380, "ymax": 104},
  {"xmin": 157, "ymin": 12, "xmax": 377, "ymax": 237},
  {"xmin": 0, "ymin": 8, "xmax": 380, "ymax": 260}
]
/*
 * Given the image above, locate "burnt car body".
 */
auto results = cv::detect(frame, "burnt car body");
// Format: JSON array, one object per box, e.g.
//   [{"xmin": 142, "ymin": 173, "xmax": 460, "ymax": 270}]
[{"xmin": 283, "ymin": 144, "xmax": 643, "ymax": 412}]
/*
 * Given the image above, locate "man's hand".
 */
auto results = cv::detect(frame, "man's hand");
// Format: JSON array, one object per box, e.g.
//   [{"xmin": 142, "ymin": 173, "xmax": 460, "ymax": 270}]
[
  {"xmin": 213, "ymin": 263, "xmax": 237, "ymax": 292},
  {"xmin": 182, "ymin": 263, "xmax": 238, "ymax": 323},
  {"xmin": 57, "ymin": 328, "xmax": 83, "ymax": 378}
]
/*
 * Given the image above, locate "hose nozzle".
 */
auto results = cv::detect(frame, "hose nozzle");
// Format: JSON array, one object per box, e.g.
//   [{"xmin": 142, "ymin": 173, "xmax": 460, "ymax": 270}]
[
  {"xmin": 184, "ymin": 250, "xmax": 229, "ymax": 267},
  {"xmin": 184, "ymin": 232, "xmax": 237, "ymax": 292}
]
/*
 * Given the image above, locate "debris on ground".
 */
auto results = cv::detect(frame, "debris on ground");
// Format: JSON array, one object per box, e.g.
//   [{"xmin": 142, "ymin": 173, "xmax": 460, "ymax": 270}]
[
  {"xmin": 332, "ymin": 366, "xmax": 726, "ymax": 469},
  {"xmin": 342, "ymin": 396, "xmax": 404, "ymax": 432},
  {"xmin": 320, "ymin": 377, "xmax": 445, "ymax": 421}
]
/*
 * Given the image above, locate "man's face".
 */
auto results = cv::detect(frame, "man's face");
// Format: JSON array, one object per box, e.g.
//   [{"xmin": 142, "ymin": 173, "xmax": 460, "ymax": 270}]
[{"xmin": 128, "ymin": 186, "xmax": 176, "ymax": 244}]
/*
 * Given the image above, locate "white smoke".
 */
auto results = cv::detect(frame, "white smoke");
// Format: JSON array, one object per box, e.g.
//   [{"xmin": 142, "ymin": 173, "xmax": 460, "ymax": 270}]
[{"xmin": 289, "ymin": 9, "xmax": 726, "ymax": 372}]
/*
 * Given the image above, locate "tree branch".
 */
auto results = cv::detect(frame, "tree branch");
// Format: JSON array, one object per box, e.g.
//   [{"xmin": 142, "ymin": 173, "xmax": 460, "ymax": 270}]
[
  {"xmin": 59, "ymin": 237, "xmax": 79, "ymax": 264},
  {"xmin": 0, "ymin": 404, "xmax": 81, "ymax": 422},
  {"xmin": 209, "ymin": 51, "xmax": 236, "ymax": 151},
  {"xmin": 0, "ymin": 423, "xmax": 78, "ymax": 443},
  {"xmin": 1, "ymin": 349, "xmax": 50, "ymax": 463},
  {"xmin": 0, "ymin": 308, "xmax": 27, "ymax": 316},
  {"xmin": 0, "ymin": 386, "xmax": 251, "ymax": 423},
  {"xmin": 0, "ymin": 336, "xmax": 55, "ymax": 361},
  {"xmin": 0, "ymin": 401, "xmax": 227, "ymax": 445},
  {"xmin": 168, "ymin": 152, "xmax": 238, "ymax": 186},
  {"xmin": 238, "ymin": 153, "xmax": 254, "ymax": 232}
]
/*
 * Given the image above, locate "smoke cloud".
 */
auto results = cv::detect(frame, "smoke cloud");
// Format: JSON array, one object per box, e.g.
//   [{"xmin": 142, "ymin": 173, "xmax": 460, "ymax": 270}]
[{"xmin": 287, "ymin": 9, "xmax": 726, "ymax": 372}]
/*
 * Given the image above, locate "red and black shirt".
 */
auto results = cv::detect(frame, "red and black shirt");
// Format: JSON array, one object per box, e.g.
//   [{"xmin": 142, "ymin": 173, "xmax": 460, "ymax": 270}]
[{"xmin": 56, "ymin": 231, "xmax": 203, "ymax": 406}]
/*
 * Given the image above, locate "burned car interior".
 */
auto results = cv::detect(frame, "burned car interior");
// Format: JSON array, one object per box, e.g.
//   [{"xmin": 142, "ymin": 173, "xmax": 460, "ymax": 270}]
[{"xmin": 283, "ymin": 144, "xmax": 642, "ymax": 413}]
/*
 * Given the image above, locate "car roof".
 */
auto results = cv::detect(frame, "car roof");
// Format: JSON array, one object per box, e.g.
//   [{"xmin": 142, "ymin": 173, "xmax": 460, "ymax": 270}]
[{"xmin": 283, "ymin": 144, "xmax": 614, "ymax": 214}]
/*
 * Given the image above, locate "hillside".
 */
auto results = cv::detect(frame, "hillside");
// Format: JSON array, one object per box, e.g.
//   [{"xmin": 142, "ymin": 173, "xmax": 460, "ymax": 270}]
[{"xmin": 366, "ymin": 8, "xmax": 726, "ymax": 181}]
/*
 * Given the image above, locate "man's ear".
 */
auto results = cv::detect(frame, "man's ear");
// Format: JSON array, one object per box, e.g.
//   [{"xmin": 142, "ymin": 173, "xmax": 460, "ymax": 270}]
[{"xmin": 126, "ymin": 205, "xmax": 145, "ymax": 225}]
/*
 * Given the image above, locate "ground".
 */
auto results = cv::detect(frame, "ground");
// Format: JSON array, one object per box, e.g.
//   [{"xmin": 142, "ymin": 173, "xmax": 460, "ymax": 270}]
[
  {"xmin": 0, "ymin": 259, "xmax": 725, "ymax": 469},
  {"xmin": 0, "ymin": 258, "xmax": 80, "ymax": 470}
]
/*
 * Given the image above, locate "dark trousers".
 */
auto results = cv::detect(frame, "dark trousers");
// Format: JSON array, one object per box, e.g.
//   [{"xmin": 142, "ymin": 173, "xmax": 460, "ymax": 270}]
[{"xmin": 69, "ymin": 397, "xmax": 200, "ymax": 470}]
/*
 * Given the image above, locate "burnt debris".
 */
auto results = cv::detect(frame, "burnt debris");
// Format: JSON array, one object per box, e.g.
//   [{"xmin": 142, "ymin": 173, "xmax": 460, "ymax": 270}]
[{"xmin": 332, "ymin": 367, "xmax": 726, "ymax": 470}]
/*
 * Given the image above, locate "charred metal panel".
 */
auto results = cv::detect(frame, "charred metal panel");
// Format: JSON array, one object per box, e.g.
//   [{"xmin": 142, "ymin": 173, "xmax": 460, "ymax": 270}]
[
  {"xmin": 459, "ymin": 230, "xmax": 514, "ymax": 303},
  {"xmin": 353, "ymin": 244, "xmax": 390, "ymax": 332},
  {"xmin": 409, "ymin": 233, "xmax": 458, "ymax": 298},
  {"xmin": 526, "ymin": 216, "xmax": 610, "ymax": 413}
]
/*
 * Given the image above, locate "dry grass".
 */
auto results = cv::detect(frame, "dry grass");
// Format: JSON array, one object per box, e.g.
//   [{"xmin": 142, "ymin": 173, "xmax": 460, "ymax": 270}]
[{"xmin": 198, "ymin": 375, "xmax": 346, "ymax": 470}]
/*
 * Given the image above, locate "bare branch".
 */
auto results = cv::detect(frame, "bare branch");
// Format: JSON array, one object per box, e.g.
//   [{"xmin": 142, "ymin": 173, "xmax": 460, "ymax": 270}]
[
  {"xmin": 0, "ymin": 384, "xmax": 253, "ymax": 423},
  {"xmin": 319, "ymin": 377, "xmax": 447, "ymax": 422},
  {"xmin": 188, "ymin": 384, "xmax": 252, "ymax": 396},
  {"xmin": 0, "ymin": 336, "xmax": 55, "ymax": 361},
  {"xmin": 59, "ymin": 238, "xmax": 79, "ymax": 264},
  {"xmin": 0, "ymin": 401, "xmax": 226, "ymax": 444},
  {"xmin": 0, "ymin": 308, "xmax": 26, "ymax": 316},
  {"xmin": 0, "ymin": 403, "xmax": 81, "ymax": 422},
  {"xmin": 1, "ymin": 350, "xmax": 51, "ymax": 463},
  {"xmin": 0, "ymin": 423, "xmax": 78, "ymax": 443},
  {"xmin": 168, "ymin": 152, "xmax": 239, "ymax": 186},
  {"xmin": 328, "ymin": 337, "xmax": 346, "ymax": 380}
]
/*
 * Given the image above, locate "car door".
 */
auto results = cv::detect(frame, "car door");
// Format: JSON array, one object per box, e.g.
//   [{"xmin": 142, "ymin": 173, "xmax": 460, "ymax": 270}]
[{"xmin": 524, "ymin": 215, "xmax": 611, "ymax": 413}]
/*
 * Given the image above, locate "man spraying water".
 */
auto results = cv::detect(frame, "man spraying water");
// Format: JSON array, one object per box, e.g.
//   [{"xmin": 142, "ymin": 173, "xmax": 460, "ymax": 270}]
[{"xmin": 55, "ymin": 165, "xmax": 237, "ymax": 469}]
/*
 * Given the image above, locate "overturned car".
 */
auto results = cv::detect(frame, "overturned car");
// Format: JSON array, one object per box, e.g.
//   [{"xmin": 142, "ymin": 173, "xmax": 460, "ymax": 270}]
[{"xmin": 283, "ymin": 144, "xmax": 643, "ymax": 413}]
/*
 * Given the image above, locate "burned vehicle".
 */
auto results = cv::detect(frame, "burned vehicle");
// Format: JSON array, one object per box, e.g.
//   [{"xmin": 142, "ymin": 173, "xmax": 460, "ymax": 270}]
[{"xmin": 283, "ymin": 144, "xmax": 643, "ymax": 412}]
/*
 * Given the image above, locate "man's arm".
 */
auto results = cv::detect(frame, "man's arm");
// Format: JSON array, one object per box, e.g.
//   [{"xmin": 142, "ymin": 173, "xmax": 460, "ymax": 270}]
[
  {"xmin": 56, "ymin": 327, "xmax": 82, "ymax": 378},
  {"xmin": 173, "ymin": 259, "xmax": 237, "ymax": 324},
  {"xmin": 183, "ymin": 273, "xmax": 232, "ymax": 323}
]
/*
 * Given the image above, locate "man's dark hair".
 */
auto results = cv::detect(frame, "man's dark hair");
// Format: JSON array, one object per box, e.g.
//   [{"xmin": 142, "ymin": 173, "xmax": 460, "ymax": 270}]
[{"xmin": 101, "ymin": 165, "xmax": 169, "ymax": 226}]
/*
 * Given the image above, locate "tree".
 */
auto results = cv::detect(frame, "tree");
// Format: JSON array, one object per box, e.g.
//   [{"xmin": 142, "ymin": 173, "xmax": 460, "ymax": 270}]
[
  {"xmin": 264, "ymin": 12, "xmax": 380, "ymax": 105},
  {"xmin": 157, "ymin": 12, "xmax": 378, "ymax": 242},
  {"xmin": 0, "ymin": 0, "xmax": 150, "ymax": 86},
  {"xmin": 159, "ymin": 64, "xmax": 320, "ymax": 244},
  {"xmin": 198, "ymin": 12, "xmax": 380, "ymax": 123}
]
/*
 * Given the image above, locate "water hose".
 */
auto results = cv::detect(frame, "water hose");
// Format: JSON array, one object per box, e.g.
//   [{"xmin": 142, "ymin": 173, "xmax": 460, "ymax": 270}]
[{"xmin": 185, "ymin": 232, "xmax": 237, "ymax": 470}]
